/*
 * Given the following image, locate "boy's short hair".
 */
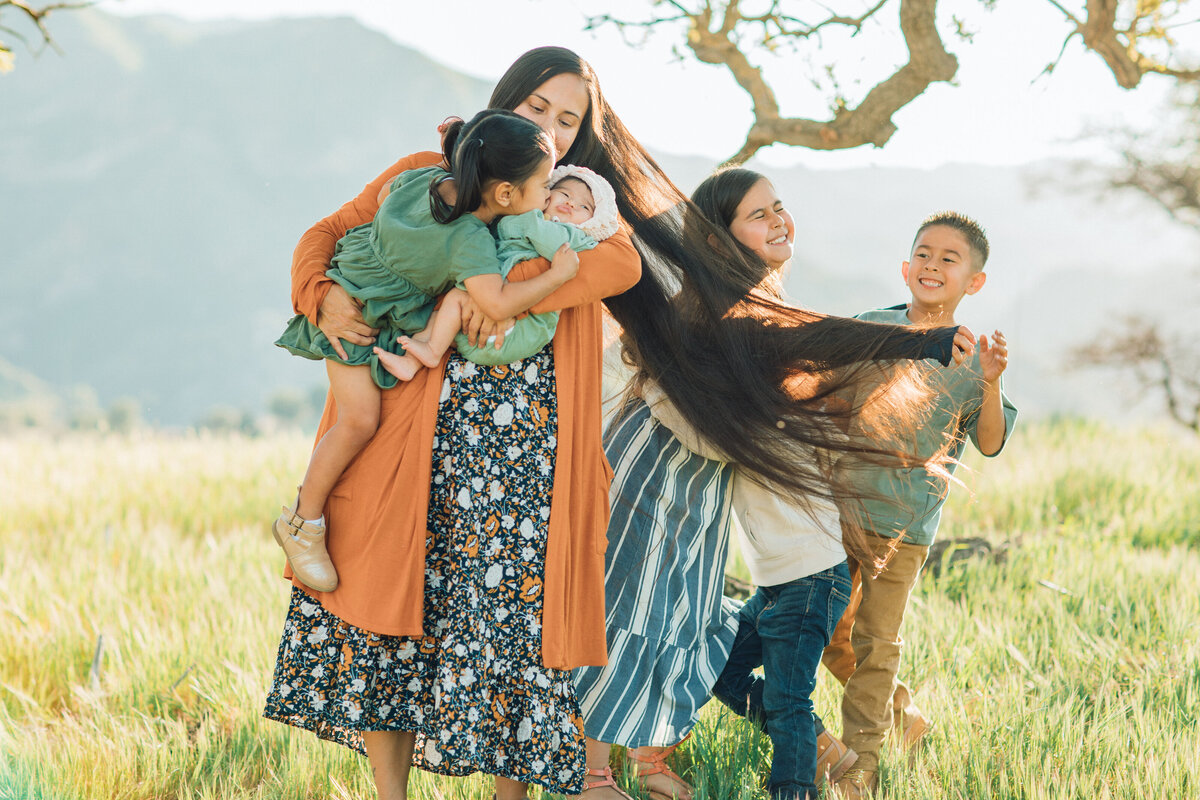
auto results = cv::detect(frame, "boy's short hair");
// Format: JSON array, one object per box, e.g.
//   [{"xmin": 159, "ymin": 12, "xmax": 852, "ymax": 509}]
[{"xmin": 913, "ymin": 211, "xmax": 989, "ymax": 270}]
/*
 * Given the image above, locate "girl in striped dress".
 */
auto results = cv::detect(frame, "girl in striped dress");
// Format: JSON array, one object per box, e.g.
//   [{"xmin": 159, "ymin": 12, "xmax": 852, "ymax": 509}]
[{"xmin": 575, "ymin": 169, "xmax": 974, "ymax": 800}]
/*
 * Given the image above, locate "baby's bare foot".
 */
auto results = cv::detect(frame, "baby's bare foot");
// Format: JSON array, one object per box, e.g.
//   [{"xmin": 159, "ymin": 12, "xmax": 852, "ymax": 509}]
[
  {"xmin": 373, "ymin": 346, "xmax": 422, "ymax": 382},
  {"xmin": 398, "ymin": 336, "xmax": 442, "ymax": 369}
]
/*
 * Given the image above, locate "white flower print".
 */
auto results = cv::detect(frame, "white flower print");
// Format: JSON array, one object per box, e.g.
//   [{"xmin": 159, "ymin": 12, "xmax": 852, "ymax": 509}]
[
  {"xmin": 310, "ymin": 665, "xmax": 325, "ymax": 679},
  {"xmin": 346, "ymin": 700, "xmax": 362, "ymax": 722},
  {"xmin": 506, "ymin": 445, "xmax": 522, "ymax": 460},
  {"xmin": 489, "ymin": 481, "xmax": 504, "ymax": 501},
  {"xmin": 349, "ymin": 678, "xmax": 366, "ymax": 693},
  {"xmin": 423, "ymin": 740, "xmax": 443, "ymax": 766},
  {"xmin": 524, "ymin": 362, "xmax": 538, "ymax": 384},
  {"xmin": 439, "ymin": 378, "xmax": 450, "ymax": 403},
  {"xmin": 493, "ymin": 402, "xmax": 514, "ymax": 426},
  {"xmin": 519, "ymin": 517, "xmax": 535, "ymax": 538},
  {"xmin": 463, "ymin": 398, "xmax": 479, "ymax": 414},
  {"xmin": 484, "ymin": 563, "xmax": 503, "ymax": 587},
  {"xmin": 471, "ymin": 476, "xmax": 485, "ymax": 492},
  {"xmin": 457, "ymin": 487, "xmax": 472, "ymax": 509},
  {"xmin": 396, "ymin": 641, "xmax": 416, "ymax": 660},
  {"xmin": 531, "ymin": 758, "xmax": 546, "ymax": 773},
  {"xmin": 521, "ymin": 546, "xmax": 536, "ymax": 561},
  {"xmin": 501, "ymin": 514, "xmax": 515, "ymax": 530},
  {"xmin": 516, "ymin": 717, "xmax": 533, "ymax": 742}
]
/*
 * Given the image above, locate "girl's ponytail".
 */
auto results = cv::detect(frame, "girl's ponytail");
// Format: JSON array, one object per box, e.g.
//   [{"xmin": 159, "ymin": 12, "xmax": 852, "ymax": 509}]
[
  {"xmin": 429, "ymin": 117, "xmax": 466, "ymax": 223},
  {"xmin": 428, "ymin": 109, "xmax": 554, "ymax": 224}
]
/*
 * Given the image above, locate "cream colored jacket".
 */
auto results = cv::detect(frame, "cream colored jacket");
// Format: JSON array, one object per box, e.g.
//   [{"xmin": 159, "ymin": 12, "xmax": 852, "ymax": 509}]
[{"xmin": 642, "ymin": 383, "xmax": 846, "ymax": 587}]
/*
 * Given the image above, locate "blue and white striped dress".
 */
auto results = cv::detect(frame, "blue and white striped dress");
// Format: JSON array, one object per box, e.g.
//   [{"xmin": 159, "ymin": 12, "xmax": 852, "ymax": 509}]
[{"xmin": 573, "ymin": 400, "xmax": 742, "ymax": 748}]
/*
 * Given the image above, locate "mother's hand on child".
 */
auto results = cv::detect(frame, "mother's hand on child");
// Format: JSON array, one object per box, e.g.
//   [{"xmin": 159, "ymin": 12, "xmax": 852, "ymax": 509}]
[
  {"xmin": 459, "ymin": 295, "xmax": 513, "ymax": 349},
  {"xmin": 317, "ymin": 284, "xmax": 379, "ymax": 360},
  {"xmin": 951, "ymin": 325, "xmax": 977, "ymax": 366}
]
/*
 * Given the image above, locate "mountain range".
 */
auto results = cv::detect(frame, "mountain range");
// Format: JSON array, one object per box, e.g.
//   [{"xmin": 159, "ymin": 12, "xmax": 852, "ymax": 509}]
[{"xmin": 1, "ymin": 10, "xmax": 1194, "ymax": 426}]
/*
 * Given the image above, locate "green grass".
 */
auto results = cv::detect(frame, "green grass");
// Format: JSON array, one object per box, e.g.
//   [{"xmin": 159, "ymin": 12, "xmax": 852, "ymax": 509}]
[{"xmin": 0, "ymin": 421, "xmax": 1197, "ymax": 799}]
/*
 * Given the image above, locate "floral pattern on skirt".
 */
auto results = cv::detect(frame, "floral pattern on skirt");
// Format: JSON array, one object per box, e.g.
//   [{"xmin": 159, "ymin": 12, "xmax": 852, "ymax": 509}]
[{"xmin": 263, "ymin": 348, "xmax": 586, "ymax": 793}]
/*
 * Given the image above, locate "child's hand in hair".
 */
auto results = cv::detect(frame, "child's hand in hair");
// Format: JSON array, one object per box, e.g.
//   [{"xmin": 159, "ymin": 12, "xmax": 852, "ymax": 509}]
[
  {"xmin": 548, "ymin": 243, "xmax": 580, "ymax": 281},
  {"xmin": 438, "ymin": 116, "xmax": 463, "ymax": 150},
  {"xmin": 951, "ymin": 325, "xmax": 976, "ymax": 365},
  {"xmin": 978, "ymin": 330, "xmax": 1008, "ymax": 382}
]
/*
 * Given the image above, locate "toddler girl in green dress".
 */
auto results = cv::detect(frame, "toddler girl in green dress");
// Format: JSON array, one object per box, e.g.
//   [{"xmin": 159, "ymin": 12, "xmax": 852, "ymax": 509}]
[
  {"xmin": 271, "ymin": 109, "xmax": 580, "ymax": 593},
  {"xmin": 374, "ymin": 163, "xmax": 620, "ymax": 379}
]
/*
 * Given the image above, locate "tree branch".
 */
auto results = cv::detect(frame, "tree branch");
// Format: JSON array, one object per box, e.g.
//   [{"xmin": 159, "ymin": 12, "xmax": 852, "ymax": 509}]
[
  {"xmin": 0, "ymin": 0, "xmax": 92, "ymax": 71},
  {"xmin": 1047, "ymin": 0, "xmax": 1200, "ymax": 88},
  {"xmin": 723, "ymin": 0, "xmax": 958, "ymax": 163}
]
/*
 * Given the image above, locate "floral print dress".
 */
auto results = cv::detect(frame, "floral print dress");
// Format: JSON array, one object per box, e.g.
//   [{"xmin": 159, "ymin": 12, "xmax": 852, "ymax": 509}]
[{"xmin": 264, "ymin": 348, "xmax": 586, "ymax": 794}]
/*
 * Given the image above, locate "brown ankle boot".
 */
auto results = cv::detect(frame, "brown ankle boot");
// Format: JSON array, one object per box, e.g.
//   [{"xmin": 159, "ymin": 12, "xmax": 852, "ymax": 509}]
[{"xmin": 272, "ymin": 498, "xmax": 337, "ymax": 592}]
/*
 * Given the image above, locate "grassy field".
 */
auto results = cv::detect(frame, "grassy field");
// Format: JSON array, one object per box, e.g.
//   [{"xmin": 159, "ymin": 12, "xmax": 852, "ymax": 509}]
[{"xmin": 1, "ymin": 421, "xmax": 1197, "ymax": 799}]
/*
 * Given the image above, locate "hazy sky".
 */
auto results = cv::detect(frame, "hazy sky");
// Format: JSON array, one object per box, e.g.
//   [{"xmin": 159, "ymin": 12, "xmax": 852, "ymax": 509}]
[{"xmin": 102, "ymin": 0, "xmax": 1190, "ymax": 169}]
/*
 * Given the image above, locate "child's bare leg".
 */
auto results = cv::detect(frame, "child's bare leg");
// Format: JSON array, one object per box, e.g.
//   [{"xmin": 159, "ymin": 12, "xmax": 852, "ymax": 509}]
[
  {"xmin": 296, "ymin": 361, "xmax": 380, "ymax": 519},
  {"xmin": 373, "ymin": 346, "xmax": 424, "ymax": 382},
  {"xmin": 398, "ymin": 289, "xmax": 468, "ymax": 368}
]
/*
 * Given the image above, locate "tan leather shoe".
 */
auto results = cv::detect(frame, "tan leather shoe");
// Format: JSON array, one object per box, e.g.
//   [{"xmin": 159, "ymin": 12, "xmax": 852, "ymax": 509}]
[
  {"xmin": 833, "ymin": 766, "xmax": 878, "ymax": 800},
  {"xmin": 273, "ymin": 502, "xmax": 338, "ymax": 592},
  {"xmin": 893, "ymin": 703, "xmax": 931, "ymax": 749},
  {"xmin": 816, "ymin": 729, "xmax": 858, "ymax": 783}
]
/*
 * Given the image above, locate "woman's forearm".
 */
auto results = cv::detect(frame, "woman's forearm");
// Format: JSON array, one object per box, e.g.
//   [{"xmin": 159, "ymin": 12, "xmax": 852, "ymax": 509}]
[{"xmin": 796, "ymin": 317, "xmax": 959, "ymax": 368}]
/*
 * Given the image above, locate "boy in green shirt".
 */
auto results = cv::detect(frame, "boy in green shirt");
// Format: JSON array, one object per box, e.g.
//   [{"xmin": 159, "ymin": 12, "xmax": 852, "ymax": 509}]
[{"xmin": 827, "ymin": 212, "xmax": 1018, "ymax": 798}]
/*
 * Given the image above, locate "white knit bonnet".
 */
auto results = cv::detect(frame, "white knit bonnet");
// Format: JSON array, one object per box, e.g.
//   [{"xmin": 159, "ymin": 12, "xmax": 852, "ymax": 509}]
[{"xmin": 547, "ymin": 164, "xmax": 620, "ymax": 241}]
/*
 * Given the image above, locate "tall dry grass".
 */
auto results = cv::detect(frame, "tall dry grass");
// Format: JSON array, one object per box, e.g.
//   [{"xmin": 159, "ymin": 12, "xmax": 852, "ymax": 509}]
[{"xmin": 0, "ymin": 421, "xmax": 1196, "ymax": 799}]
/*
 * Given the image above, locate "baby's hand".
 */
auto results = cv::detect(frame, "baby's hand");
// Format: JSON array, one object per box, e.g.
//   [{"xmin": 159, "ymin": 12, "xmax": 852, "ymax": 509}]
[
  {"xmin": 437, "ymin": 116, "xmax": 463, "ymax": 144},
  {"xmin": 549, "ymin": 243, "xmax": 579, "ymax": 281},
  {"xmin": 979, "ymin": 330, "xmax": 1008, "ymax": 382},
  {"xmin": 951, "ymin": 325, "xmax": 976, "ymax": 366}
]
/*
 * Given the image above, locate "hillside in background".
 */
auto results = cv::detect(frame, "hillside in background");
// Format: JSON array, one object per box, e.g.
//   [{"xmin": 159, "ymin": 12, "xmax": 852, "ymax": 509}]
[{"xmin": 1, "ymin": 10, "xmax": 1196, "ymax": 425}]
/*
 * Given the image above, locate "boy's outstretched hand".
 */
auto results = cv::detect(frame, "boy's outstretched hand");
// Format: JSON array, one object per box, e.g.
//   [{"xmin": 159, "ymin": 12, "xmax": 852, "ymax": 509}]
[
  {"xmin": 979, "ymin": 330, "xmax": 1008, "ymax": 382},
  {"xmin": 951, "ymin": 325, "xmax": 977, "ymax": 365}
]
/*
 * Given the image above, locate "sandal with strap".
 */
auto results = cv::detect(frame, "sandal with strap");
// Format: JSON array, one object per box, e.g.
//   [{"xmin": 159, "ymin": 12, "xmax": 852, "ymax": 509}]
[
  {"xmin": 583, "ymin": 765, "xmax": 634, "ymax": 800},
  {"xmin": 625, "ymin": 738, "xmax": 693, "ymax": 800}
]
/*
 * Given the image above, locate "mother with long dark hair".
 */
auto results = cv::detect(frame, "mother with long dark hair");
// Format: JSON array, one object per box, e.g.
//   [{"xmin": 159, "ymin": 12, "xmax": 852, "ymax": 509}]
[{"xmin": 264, "ymin": 48, "xmax": 643, "ymax": 800}]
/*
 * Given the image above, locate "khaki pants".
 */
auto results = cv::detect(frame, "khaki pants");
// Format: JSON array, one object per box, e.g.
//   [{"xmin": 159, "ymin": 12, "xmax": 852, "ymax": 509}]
[{"xmin": 821, "ymin": 534, "xmax": 928, "ymax": 767}]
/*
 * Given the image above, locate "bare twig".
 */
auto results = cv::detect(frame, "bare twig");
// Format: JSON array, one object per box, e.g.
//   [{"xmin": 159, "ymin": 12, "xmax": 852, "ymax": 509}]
[
  {"xmin": 0, "ymin": 0, "xmax": 93, "ymax": 69},
  {"xmin": 88, "ymin": 634, "xmax": 104, "ymax": 688}
]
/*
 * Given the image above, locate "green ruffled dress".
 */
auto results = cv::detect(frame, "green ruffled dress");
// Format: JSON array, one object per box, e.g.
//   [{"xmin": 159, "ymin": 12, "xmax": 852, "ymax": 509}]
[{"xmin": 275, "ymin": 165, "xmax": 502, "ymax": 389}]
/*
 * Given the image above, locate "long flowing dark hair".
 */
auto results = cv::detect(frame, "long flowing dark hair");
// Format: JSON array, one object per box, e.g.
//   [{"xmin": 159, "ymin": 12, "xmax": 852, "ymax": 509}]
[
  {"xmin": 429, "ymin": 109, "xmax": 554, "ymax": 223},
  {"xmin": 489, "ymin": 48, "xmax": 951, "ymax": 567}
]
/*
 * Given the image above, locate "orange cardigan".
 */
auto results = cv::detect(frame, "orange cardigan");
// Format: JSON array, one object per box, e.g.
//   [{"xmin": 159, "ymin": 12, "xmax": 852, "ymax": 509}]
[{"xmin": 287, "ymin": 151, "xmax": 642, "ymax": 669}]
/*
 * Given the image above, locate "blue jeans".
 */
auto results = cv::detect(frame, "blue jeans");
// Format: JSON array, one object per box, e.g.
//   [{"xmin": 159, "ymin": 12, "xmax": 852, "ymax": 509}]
[{"xmin": 712, "ymin": 562, "xmax": 852, "ymax": 800}]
